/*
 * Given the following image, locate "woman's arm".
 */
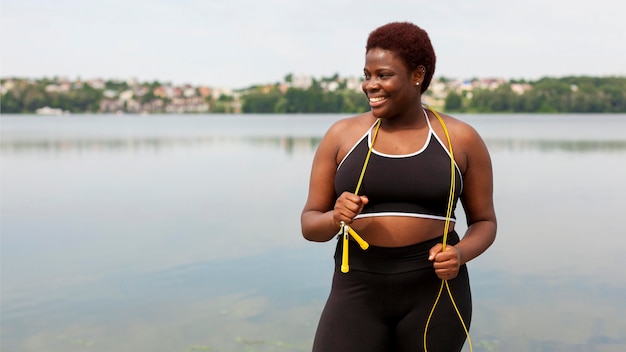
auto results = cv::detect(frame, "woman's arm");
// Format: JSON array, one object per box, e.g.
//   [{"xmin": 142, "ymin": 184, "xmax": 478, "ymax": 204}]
[
  {"xmin": 431, "ymin": 121, "xmax": 497, "ymax": 278},
  {"xmin": 301, "ymin": 119, "xmax": 369, "ymax": 242},
  {"xmin": 455, "ymin": 124, "xmax": 497, "ymax": 264}
]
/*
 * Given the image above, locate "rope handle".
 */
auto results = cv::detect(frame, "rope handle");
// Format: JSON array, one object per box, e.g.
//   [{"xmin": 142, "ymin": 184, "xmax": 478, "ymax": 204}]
[{"xmin": 339, "ymin": 119, "xmax": 380, "ymax": 273}]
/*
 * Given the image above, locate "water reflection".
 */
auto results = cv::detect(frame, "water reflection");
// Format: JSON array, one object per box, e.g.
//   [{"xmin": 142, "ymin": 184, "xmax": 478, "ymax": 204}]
[
  {"xmin": 485, "ymin": 138, "xmax": 626, "ymax": 153},
  {"xmin": 2, "ymin": 245, "xmax": 331, "ymax": 352},
  {"xmin": 470, "ymin": 270, "xmax": 626, "ymax": 351},
  {"xmin": 3, "ymin": 135, "xmax": 626, "ymax": 155},
  {"xmin": 0, "ymin": 136, "xmax": 323, "ymax": 155}
]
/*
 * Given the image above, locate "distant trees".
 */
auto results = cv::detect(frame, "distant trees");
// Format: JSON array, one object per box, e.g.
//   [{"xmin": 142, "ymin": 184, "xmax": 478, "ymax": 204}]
[
  {"xmin": 0, "ymin": 80, "xmax": 103, "ymax": 113},
  {"xmin": 240, "ymin": 80, "xmax": 370, "ymax": 114},
  {"xmin": 241, "ymin": 86, "xmax": 283, "ymax": 113},
  {"xmin": 444, "ymin": 91, "xmax": 462, "ymax": 111},
  {"xmin": 444, "ymin": 76, "xmax": 626, "ymax": 113},
  {"xmin": 2, "ymin": 75, "xmax": 625, "ymax": 114},
  {"xmin": 213, "ymin": 94, "xmax": 236, "ymax": 113}
]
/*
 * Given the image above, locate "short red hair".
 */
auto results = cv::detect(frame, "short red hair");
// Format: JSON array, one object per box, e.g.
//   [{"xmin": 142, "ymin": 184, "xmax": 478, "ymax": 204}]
[{"xmin": 366, "ymin": 22, "xmax": 436, "ymax": 93}]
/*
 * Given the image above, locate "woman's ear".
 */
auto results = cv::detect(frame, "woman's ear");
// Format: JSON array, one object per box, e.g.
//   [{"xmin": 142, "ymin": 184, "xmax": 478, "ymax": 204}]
[{"xmin": 412, "ymin": 65, "xmax": 426, "ymax": 86}]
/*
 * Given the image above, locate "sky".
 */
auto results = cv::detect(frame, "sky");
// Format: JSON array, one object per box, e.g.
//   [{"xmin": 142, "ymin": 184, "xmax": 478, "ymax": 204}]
[{"xmin": 1, "ymin": 0, "xmax": 625, "ymax": 88}]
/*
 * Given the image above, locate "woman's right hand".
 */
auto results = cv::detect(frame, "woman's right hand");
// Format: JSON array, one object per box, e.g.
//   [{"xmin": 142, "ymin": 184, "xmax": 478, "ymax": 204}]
[{"xmin": 333, "ymin": 192, "xmax": 369, "ymax": 226}]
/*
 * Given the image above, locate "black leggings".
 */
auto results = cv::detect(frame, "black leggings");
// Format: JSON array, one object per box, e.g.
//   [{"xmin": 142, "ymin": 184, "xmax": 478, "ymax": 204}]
[{"xmin": 312, "ymin": 233, "xmax": 472, "ymax": 352}]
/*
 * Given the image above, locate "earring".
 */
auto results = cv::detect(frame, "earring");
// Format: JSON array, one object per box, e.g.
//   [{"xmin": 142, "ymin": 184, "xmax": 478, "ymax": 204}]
[{"xmin": 415, "ymin": 82, "xmax": 420, "ymax": 86}]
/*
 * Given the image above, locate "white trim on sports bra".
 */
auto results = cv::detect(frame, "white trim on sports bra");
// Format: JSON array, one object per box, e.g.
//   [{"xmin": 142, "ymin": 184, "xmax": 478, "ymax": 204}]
[{"xmin": 354, "ymin": 211, "xmax": 456, "ymax": 222}]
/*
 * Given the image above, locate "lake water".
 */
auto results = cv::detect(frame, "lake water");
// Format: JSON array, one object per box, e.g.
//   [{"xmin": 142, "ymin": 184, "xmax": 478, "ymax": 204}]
[{"xmin": 1, "ymin": 113, "xmax": 626, "ymax": 352}]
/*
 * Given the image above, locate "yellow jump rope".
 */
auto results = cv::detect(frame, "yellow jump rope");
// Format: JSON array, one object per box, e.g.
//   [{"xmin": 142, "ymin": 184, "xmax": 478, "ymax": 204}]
[{"xmin": 336, "ymin": 105, "xmax": 472, "ymax": 352}]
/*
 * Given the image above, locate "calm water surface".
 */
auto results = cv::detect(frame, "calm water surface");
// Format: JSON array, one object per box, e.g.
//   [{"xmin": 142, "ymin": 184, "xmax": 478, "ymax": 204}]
[{"xmin": 1, "ymin": 113, "xmax": 626, "ymax": 352}]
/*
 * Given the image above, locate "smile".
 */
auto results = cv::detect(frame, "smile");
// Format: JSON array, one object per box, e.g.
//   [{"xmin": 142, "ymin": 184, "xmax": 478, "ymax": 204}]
[{"xmin": 369, "ymin": 96, "xmax": 387, "ymax": 103}]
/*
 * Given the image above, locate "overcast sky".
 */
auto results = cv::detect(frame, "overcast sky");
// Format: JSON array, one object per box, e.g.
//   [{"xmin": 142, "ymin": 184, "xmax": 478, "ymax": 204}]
[{"xmin": 2, "ymin": 0, "xmax": 625, "ymax": 88}]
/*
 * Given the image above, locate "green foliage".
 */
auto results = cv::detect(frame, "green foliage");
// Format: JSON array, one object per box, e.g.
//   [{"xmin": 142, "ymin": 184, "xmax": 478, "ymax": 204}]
[
  {"xmin": 1, "ymin": 81, "xmax": 103, "ymax": 113},
  {"xmin": 141, "ymin": 89, "xmax": 156, "ymax": 104},
  {"xmin": 240, "ymin": 85, "xmax": 369, "ymax": 114},
  {"xmin": 105, "ymin": 80, "xmax": 129, "ymax": 91},
  {"xmin": 444, "ymin": 91, "xmax": 463, "ymax": 111},
  {"xmin": 242, "ymin": 90, "xmax": 283, "ymax": 113},
  {"xmin": 1, "ymin": 90, "xmax": 23, "ymax": 113},
  {"xmin": 2, "ymin": 75, "xmax": 625, "ymax": 114},
  {"xmin": 446, "ymin": 76, "xmax": 626, "ymax": 113}
]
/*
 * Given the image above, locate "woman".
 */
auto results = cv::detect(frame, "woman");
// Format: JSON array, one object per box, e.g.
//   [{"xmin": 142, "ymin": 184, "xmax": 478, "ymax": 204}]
[{"xmin": 301, "ymin": 22, "xmax": 496, "ymax": 352}]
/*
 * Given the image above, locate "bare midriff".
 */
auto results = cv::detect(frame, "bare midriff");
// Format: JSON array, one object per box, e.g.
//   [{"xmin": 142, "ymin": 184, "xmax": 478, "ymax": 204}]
[{"xmin": 350, "ymin": 216, "xmax": 455, "ymax": 247}]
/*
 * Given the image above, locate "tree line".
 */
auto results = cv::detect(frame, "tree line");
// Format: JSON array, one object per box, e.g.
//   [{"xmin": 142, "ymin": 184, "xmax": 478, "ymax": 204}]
[
  {"xmin": 1, "ymin": 75, "xmax": 625, "ymax": 114},
  {"xmin": 2, "ymin": 79, "xmax": 104, "ymax": 113},
  {"xmin": 241, "ymin": 79, "xmax": 370, "ymax": 113},
  {"xmin": 444, "ymin": 76, "xmax": 626, "ymax": 113}
]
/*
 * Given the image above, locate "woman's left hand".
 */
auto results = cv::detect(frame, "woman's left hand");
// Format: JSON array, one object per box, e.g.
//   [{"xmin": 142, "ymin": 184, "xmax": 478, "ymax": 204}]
[{"xmin": 429, "ymin": 244, "xmax": 461, "ymax": 280}]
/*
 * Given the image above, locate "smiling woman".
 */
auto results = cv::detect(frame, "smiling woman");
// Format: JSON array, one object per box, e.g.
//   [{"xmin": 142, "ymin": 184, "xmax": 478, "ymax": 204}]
[{"xmin": 301, "ymin": 22, "xmax": 497, "ymax": 352}]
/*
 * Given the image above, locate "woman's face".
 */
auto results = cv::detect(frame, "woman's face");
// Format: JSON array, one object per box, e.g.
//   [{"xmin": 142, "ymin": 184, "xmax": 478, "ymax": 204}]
[{"xmin": 362, "ymin": 47, "xmax": 419, "ymax": 119}]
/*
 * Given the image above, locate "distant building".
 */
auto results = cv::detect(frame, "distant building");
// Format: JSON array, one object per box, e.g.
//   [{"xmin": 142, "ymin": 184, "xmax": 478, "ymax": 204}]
[
  {"xmin": 511, "ymin": 83, "xmax": 532, "ymax": 95},
  {"xmin": 119, "ymin": 90, "xmax": 134, "ymax": 101},
  {"xmin": 345, "ymin": 76, "xmax": 363, "ymax": 92},
  {"xmin": 36, "ymin": 106, "xmax": 67, "ymax": 115},
  {"xmin": 321, "ymin": 81, "xmax": 339, "ymax": 92},
  {"xmin": 291, "ymin": 74, "xmax": 313, "ymax": 89},
  {"xmin": 198, "ymin": 86, "xmax": 212, "ymax": 98},
  {"xmin": 87, "ymin": 79, "xmax": 106, "ymax": 90}
]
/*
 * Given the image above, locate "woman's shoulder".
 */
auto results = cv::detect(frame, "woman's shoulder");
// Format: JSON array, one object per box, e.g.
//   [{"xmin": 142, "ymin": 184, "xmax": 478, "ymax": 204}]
[
  {"xmin": 317, "ymin": 112, "xmax": 376, "ymax": 160},
  {"xmin": 426, "ymin": 109, "xmax": 489, "ymax": 166},
  {"xmin": 428, "ymin": 109, "xmax": 482, "ymax": 142},
  {"xmin": 326, "ymin": 112, "xmax": 377, "ymax": 139}
]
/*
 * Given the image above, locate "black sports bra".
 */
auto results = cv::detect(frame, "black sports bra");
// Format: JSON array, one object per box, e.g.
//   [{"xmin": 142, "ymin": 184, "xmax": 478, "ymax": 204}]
[{"xmin": 334, "ymin": 110, "xmax": 463, "ymax": 221}]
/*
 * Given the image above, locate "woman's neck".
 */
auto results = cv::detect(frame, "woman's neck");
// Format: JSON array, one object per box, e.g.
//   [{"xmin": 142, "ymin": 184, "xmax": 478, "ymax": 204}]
[{"xmin": 379, "ymin": 104, "xmax": 426, "ymax": 131}]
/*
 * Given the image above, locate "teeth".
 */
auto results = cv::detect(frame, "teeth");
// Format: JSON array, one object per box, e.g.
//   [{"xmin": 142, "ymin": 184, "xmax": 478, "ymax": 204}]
[{"xmin": 369, "ymin": 96, "xmax": 386, "ymax": 103}]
